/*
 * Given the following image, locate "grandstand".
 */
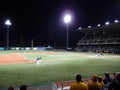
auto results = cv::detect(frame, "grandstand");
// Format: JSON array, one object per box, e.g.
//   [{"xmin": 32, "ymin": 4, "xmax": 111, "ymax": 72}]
[{"xmin": 76, "ymin": 22, "xmax": 120, "ymax": 54}]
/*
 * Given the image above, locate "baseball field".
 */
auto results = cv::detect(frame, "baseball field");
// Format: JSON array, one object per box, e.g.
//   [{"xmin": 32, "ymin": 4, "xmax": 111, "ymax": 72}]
[{"xmin": 0, "ymin": 50, "xmax": 120, "ymax": 88}]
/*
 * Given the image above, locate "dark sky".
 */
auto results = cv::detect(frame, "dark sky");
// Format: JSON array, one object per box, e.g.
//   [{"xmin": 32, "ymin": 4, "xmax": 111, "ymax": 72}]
[{"xmin": 0, "ymin": 0, "xmax": 120, "ymax": 47}]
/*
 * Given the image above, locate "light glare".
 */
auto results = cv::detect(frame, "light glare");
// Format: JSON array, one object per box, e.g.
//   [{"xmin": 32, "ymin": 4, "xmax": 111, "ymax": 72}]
[
  {"xmin": 78, "ymin": 27, "xmax": 81, "ymax": 30},
  {"xmin": 114, "ymin": 20, "xmax": 118, "ymax": 23},
  {"xmin": 105, "ymin": 22, "xmax": 109, "ymax": 25},
  {"xmin": 88, "ymin": 26, "xmax": 91, "ymax": 28},
  {"xmin": 97, "ymin": 24, "xmax": 101, "ymax": 27},
  {"xmin": 5, "ymin": 20, "xmax": 11, "ymax": 26},
  {"xmin": 64, "ymin": 14, "xmax": 71, "ymax": 23}
]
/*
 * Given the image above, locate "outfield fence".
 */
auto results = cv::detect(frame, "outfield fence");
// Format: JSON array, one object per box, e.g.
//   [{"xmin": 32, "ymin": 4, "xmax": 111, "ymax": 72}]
[{"xmin": 0, "ymin": 46, "xmax": 54, "ymax": 51}]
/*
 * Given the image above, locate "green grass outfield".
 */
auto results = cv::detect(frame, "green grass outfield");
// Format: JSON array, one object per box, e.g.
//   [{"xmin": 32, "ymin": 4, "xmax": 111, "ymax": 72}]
[{"xmin": 0, "ymin": 50, "xmax": 120, "ymax": 88}]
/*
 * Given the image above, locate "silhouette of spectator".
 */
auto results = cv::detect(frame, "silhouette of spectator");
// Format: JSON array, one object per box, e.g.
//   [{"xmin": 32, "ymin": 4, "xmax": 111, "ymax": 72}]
[
  {"xmin": 113, "ymin": 72, "xmax": 117, "ymax": 80},
  {"xmin": 97, "ymin": 76, "xmax": 104, "ymax": 90},
  {"xmin": 8, "ymin": 86, "xmax": 14, "ymax": 90},
  {"xmin": 103, "ymin": 72, "xmax": 113, "ymax": 89},
  {"xmin": 87, "ymin": 74, "xmax": 101, "ymax": 90},
  {"xmin": 20, "ymin": 85, "xmax": 27, "ymax": 90},
  {"xmin": 70, "ymin": 74, "xmax": 88, "ymax": 90},
  {"xmin": 108, "ymin": 72, "xmax": 120, "ymax": 90}
]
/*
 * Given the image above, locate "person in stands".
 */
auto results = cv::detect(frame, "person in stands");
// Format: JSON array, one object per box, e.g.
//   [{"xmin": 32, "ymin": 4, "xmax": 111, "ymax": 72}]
[
  {"xmin": 103, "ymin": 72, "xmax": 113, "ymax": 89},
  {"xmin": 97, "ymin": 76, "xmax": 104, "ymax": 90},
  {"xmin": 87, "ymin": 74, "xmax": 101, "ymax": 90},
  {"xmin": 70, "ymin": 74, "xmax": 88, "ymax": 90},
  {"xmin": 20, "ymin": 85, "xmax": 27, "ymax": 90},
  {"xmin": 108, "ymin": 72, "xmax": 120, "ymax": 90},
  {"xmin": 8, "ymin": 86, "xmax": 14, "ymax": 90}
]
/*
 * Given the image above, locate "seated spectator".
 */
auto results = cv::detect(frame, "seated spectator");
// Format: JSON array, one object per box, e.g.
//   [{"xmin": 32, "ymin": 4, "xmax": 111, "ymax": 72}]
[
  {"xmin": 8, "ymin": 86, "xmax": 14, "ymax": 90},
  {"xmin": 70, "ymin": 74, "xmax": 88, "ymax": 90},
  {"xmin": 108, "ymin": 72, "xmax": 120, "ymax": 90},
  {"xmin": 20, "ymin": 85, "xmax": 27, "ymax": 90},
  {"xmin": 87, "ymin": 74, "xmax": 101, "ymax": 90},
  {"xmin": 97, "ymin": 76, "xmax": 104, "ymax": 90},
  {"xmin": 103, "ymin": 72, "xmax": 113, "ymax": 89},
  {"xmin": 113, "ymin": 72, "xmax": 117, "ymax": 80}
]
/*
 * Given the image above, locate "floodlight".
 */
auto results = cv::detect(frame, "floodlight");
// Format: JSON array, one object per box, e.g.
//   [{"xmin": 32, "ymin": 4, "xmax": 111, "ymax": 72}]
[
  {"xmin": 64, "ymin": 14, "xmax": 71, "ymax": 23},
  {"xmin": 5, "ymin": 20, "xmax": 11, "ymax": 26},
  {"xmin": 63, "ymin": 14, "xmax": 72, "ymax": 50},
  {"xmin": 114, "ymin": 20, "xmax": 118, "ymax": 23},
  {"xmin": 97, "ymin": 24, "xmax": 101, "ymax": 27},
  {"xmin": 78, "ymin": 27, "xmax": 82, "ymax": 30},
  {"xmin": 88, "ymin": 26, "xmax": 91, "ymax": 28},
  {"xmin": 5, "ymin": 19, "xmax": 12, "ymax": 50},
  {"xmin": 105, "ymin": 22, "xmax": 109, "ymax": 25}
]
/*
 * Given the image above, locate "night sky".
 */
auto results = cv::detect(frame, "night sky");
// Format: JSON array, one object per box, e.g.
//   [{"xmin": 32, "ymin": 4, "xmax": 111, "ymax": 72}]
[{"xmin": 0, "ymin": 0, "xmax": 120, "ymax": 47}]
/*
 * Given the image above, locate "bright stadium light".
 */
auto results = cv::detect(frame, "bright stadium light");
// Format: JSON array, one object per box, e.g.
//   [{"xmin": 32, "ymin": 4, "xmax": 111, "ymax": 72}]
[
  {"xmin": 5, "ymin": 19, "xmax": 12, "ymax": 50},
  {"xmin": 114, "ymin": 20, "xmax": 118, "ymax": 23},
  {"xmin": 78, "ymin": 27, "xmax": 82, "ymax": 30},
  {"xmin": 105, "ymin": 21, "xmax": 109, "ymax": 25},
  {"xmin": 64, "ymin": 14, "xmax": 71, "ymax": 50},
  {"xmin": 64, "ymin": 14, "xmax": 71, "ymax": 23},
  {"xmin": 88, "ymin": 26, "xmax": 91, "ymax": 28},
  {"xmin": 97, "ymin": 24, "xmax": 101, "ymax": 27},
  {"xmin": 5, "ymin": 20, "xmax": 11, "ymax": 26}
]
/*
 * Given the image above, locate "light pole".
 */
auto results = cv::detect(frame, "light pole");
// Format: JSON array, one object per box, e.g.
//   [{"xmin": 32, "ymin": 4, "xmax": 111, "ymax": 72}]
[
  {"xmin": 64, "ymin": 14, "xmax": 71, "ymax": 50},
  {"xmin": 5, "ymin": 19, "xmax": 11, "ymax": 50}
]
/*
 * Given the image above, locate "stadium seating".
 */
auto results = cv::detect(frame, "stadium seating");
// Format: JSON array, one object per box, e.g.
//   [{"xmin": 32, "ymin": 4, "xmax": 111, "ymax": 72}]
[{"xmin": 76, "ymin": 22, "xmax": 120, "ymax": 53}]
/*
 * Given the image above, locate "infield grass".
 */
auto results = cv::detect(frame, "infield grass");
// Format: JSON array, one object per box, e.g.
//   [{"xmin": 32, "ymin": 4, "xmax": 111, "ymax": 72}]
[{"xmin": 0, "ymin": 50, "xmax": 120, "ymax": 88}]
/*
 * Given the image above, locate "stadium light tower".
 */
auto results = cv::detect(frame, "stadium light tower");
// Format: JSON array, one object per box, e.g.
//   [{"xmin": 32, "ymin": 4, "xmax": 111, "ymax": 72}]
[
  {"xmin": 5, "ymin": 19, "xmax": 12, "ymax": 50},
  {"xmin": 64, "ymin": 14, "xmax": 71, "ymax": 50}
]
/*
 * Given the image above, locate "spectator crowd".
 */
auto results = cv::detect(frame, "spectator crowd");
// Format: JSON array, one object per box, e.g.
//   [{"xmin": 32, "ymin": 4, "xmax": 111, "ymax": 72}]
[
  {"xmin": 7, "ymin": 72, "xmax": 120, "ymax": 90},
  {"xmin": 70, "ymin": 72, "xmax": 120, "ymax": 90}
]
